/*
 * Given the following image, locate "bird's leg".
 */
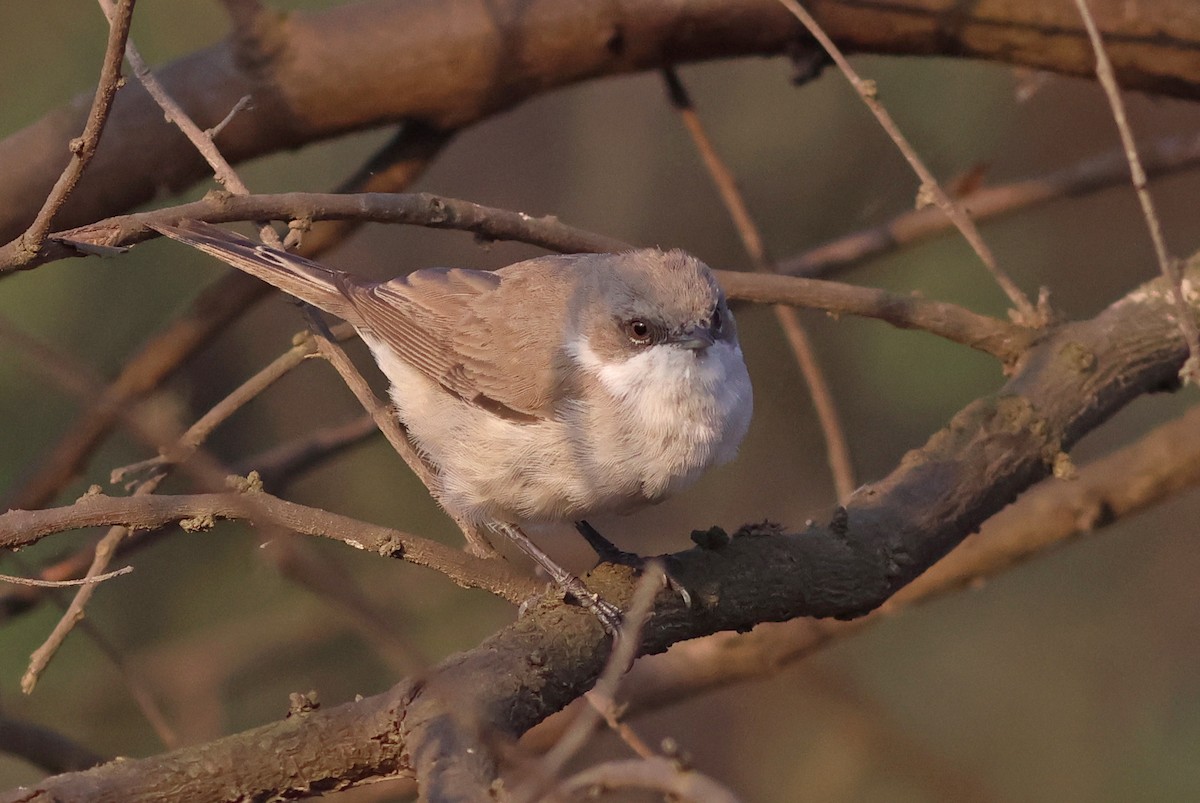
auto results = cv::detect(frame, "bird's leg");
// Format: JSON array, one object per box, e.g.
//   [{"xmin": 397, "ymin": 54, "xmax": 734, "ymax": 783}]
[
  {"xmin": 491, "ymin": 521, "xmax": 622, "ymax": 634},
  {"xmin": 574, "ymin": 520, "xmax": 692, "ymax": 608},
  {"xmin": 574, "ymin": 520, "xmax": 644, "ymax": 565}
]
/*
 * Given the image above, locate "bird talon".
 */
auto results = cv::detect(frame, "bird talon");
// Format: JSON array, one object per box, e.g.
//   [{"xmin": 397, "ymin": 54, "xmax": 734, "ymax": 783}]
[{"xmin": 566, "ymin": 590, "xmax": 623, "ymax": 635}]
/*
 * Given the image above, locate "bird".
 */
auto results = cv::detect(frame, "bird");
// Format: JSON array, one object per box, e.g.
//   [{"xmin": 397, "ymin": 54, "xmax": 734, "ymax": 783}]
[{"xmin": 149, "ymin": 219, "xmax": 753, "ymax": 631}]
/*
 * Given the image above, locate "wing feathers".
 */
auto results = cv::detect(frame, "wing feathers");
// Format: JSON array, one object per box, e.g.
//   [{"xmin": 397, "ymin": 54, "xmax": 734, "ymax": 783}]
[
  {"xmin": 151, "ymin": 220, "xmax": 574, "ymax": 420},
  {"xmin": 149, "ymin": 220, "xmax": 362, "ymax": 323}
]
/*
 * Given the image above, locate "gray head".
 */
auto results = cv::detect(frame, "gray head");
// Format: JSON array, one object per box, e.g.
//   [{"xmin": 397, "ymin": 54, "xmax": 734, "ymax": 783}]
[{"xmin": 572, "ymin": 249, "xmax": 736, "ymax": 361}]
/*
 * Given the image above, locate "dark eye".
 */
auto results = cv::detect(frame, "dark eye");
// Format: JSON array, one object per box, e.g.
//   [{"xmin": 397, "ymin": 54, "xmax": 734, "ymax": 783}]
[
  {"xmin": 711, "ymin": 306, "xmax": 723, "ymax": 332},
  {"xmin": 625, "ymin": 319, "xmax": 652, "ymax": 344}
]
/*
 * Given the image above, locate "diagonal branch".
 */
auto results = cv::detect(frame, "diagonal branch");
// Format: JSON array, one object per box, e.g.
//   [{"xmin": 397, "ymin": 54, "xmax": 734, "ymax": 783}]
[
  {"xmin": 776, "ymin": 0, "xmax": 1040, "ymax": 325},
  {"xmin": 779, "ymin": 132, "xmax": 1200, "ymax": 279},
  {"xmin": 1072, "ymin": 0, "xmax": 1200, "ymax": 385},
  {"xmin": 0, "ymin": 491, "xmax": 534, "ymax": 603}
]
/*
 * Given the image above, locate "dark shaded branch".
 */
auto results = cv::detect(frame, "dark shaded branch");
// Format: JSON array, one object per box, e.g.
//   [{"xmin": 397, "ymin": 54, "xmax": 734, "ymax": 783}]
[
  {"xmin": 0, "ymin": 717, "xmax": 108, "ymax": 775},
  {"xmin": 538, "ymin": 400, "xmax": 1200, "ymax": 729}
]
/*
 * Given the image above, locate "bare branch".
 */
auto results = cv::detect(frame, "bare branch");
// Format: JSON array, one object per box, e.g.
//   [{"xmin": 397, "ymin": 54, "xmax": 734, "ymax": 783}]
[
  {"xmin": 776, "ymin": 0, "xmax": 1041, "ymax": 325},
  {"xmin": 1072, "ymin": 0, "xmax": 1200, "ymax": 385},
  {"xmin": 4, "ymin": 0, "xmax": 1200, "ymax": 247},
  {"xmin": 779, "ymin": 132, "xmax": 1200, "ymax": 279},
  {"xmin": 556, "ymin": 757, "xmax": 743, "ymax": 803},
  {"xmin": 525, "ymin": 566, "xmax": 665, "ymax": 799},
  {"xmin": 0, "ymin": 566, "xmax": 131, "ymax": 588},
  {"xmin": 6, "ymin": 0, "xmax": 134, "ymax": 264},
  {"xmin": 716, "ymin": 271, "xmax": 1032, "ymax": 362},
  {"xmin": 0, "ymin": 491, "xmax": 535, "ymax": 603}
]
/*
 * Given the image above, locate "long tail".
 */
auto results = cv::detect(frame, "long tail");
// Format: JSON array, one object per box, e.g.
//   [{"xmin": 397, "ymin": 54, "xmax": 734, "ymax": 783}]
[{"xmin": 149, "ymin": 220, "xmax": 363, "ymax": 323}]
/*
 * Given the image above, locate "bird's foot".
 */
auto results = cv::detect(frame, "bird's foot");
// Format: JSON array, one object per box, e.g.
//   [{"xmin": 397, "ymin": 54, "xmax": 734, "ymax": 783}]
[
  {"xmin": 574, "ymin": 521, "xmax": 693, "ymax": 609},
  {"xmin": 561, "ymin": 582, "xmax": 624, "ymax": 636}
]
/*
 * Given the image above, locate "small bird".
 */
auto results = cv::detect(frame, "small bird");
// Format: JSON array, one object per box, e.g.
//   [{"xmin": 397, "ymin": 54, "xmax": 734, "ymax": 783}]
[{"xmin": 150, "ymin": 220, "xmax": 753, "ymax": 630}]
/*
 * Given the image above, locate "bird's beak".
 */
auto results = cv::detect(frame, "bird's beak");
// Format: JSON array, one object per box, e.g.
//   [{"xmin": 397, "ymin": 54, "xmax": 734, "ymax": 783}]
[{"xmin": 673, "ymin": 326, "xmax": 715, "ymax": 351}]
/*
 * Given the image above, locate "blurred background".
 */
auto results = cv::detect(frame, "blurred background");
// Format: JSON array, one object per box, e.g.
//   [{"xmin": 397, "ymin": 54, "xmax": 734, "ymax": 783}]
[{"xmin": 2, "ymin": 1, "xmax": 1199, "ymax": 800}]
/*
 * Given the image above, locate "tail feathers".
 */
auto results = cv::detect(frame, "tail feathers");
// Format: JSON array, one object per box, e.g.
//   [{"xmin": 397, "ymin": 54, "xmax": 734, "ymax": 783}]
[{"xmin": 149, "ymin": 220, "xmax": 362, "ymax": 323}]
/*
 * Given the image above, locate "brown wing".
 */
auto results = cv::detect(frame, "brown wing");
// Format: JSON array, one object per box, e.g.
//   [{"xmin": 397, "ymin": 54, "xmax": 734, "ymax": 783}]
[
  {"xmin": 347, "ymin": 256, "xmax": 579, "ymax": 420},
  {"xmin": 153, "ymin": 219, "xmax": 579, "ymax": 420}
]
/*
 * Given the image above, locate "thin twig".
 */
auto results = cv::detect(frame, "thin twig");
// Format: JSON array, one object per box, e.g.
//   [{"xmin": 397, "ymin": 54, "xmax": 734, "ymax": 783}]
[
  {"xmin": 779, "ymin": 132, "xmax": 1200, "ymax": 279},
  {"xmin": 40, "ymin": 191, "xmax": 629, "ymax": 272},
  {"xmin": 716, "ymin": 271, "xmax": 1030, "ymax": 362},
  {"xmin": 206, "ymin": 95, "xmax": 253, "ymax": 140},
  {"xmin": 0, "ymin": 566, "xmax": 131, "ymax": 588},
  {"xmin": 110, "ymin": 327, "xmax": 348, "ymax": 483},
  {"xmin": 0, "ymin": 491, "xmax": 534, "ymax": 602},
  {"xmin": 0, "ymin": 415, "xmax": 378, "ymax": 626},
  {"xmin": 300, "ymin": 309, "xmax": 437, "ymax": 493},
  {"xmin": 302, "ymin": 308, "xmax": 500, "ymax": 557},
  {"xmin": 556, "ymin": 757, "xmax": 743, "ymax": 803},
  {"xmin": 663, "ymin": 67, "xmax": 857, "ymax": 499},
  {"xmin": 775, "ymin": 0, "xmax": 1042, "ymax": 326},
  {"xmin": 8, "ymin": 0, "xmax": 135, "ymax": 264},
  {"xmin": 1072, "ymin": 0, "xmax": 1200, "ymax": 385},
  {"xmin": 95, "ymin": 0, "xmax": 280, "ymax": 249},
  {"xmin": 20, "ymin": 477, "xmax": 162, "ymax": 694}
]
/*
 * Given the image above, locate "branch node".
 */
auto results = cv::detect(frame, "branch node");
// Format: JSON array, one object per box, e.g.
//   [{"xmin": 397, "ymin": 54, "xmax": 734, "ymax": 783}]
[
  {"xmin": 179, "ymin": 513, "xmax": 216, "ymax": 532},
  {"xmin": 689, "ymin": 526, "xmax": 729, "ymax": 550},
  {"xmin": 226, "ymin": 470, "xmax": 264, "ymax": 493},
  {"xmin": 287, "ymin": 690, "xmax": 321, "ymax": 718}
]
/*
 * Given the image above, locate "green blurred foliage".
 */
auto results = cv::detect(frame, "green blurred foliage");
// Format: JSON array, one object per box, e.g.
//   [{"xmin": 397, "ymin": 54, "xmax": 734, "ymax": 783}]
[{"xmin": 2, "ymin": 3, "xmax": 1200, "ymax": 800}]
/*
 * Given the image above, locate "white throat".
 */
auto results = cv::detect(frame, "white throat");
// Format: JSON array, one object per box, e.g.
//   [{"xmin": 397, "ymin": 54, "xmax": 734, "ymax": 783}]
[{"xmin": 567, "ymin": 335, "xmax": 753, "ymax": 501}]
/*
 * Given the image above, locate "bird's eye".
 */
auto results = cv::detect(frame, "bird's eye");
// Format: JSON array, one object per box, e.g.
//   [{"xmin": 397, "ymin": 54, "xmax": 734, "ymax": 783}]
[
  {"xmin": 711, "ymin": 306, "xmax": 723, "ymax": 332},
  {"xmin": 625, "ymin": 319, "xmax": 652, "ymax": 344}
]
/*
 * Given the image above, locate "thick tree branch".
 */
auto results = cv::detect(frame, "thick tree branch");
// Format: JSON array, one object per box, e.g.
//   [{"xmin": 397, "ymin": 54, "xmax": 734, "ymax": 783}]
[
  {"xmin": 10, "ymin": 258, "xmax": 1197, "ymax": 802},
  {"xmin": 539, "ymin": 400, "xmax": 1200, "ymax": 730},
  {"xmin": 2, "ymin": 0, "xmax": 1200, "ymax": 245}
]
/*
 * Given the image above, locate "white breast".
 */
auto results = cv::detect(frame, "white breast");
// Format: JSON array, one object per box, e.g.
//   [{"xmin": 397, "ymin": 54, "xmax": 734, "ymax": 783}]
[{"xmin": 359, "ymin": 331, "xmax": 752, "ymax": 525}]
